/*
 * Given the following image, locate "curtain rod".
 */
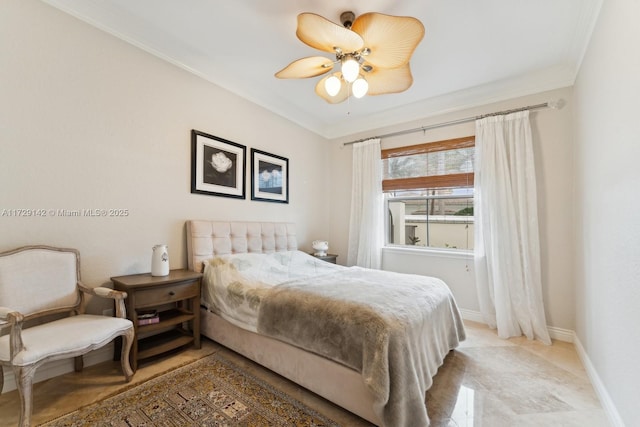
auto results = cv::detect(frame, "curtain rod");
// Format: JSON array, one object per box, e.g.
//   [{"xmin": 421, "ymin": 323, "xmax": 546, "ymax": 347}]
[{"xmin": 342, "ymin": 99, "xmax": 564, "ymax": 146}]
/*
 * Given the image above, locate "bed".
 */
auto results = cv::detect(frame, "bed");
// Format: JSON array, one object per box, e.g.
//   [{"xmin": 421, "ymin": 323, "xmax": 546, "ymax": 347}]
[{"xmin": 186, "ymin": 220, "xmax": 465, "ymax": 426}]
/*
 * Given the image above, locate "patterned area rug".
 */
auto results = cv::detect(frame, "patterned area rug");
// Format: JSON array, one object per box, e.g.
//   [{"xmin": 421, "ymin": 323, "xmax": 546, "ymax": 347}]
[{"xmin": 41, "ymin": 352, "xmax": 338, "ymax": 426}]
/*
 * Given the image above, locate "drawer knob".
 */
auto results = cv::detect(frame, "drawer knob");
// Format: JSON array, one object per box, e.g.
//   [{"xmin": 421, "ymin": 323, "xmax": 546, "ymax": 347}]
[{"xmin": 168, "ymin": 291, "xmax": 175, "ymax": 296}]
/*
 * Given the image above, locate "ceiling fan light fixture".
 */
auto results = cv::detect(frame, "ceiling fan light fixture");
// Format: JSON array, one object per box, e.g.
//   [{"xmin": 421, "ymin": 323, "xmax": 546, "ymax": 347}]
[
  {"xmin": 278, "ymin": 11, "xmax": 424, "ymax": 104},
  {"xmin": 325, "ymin": 75, "xmax": 341, "ymax": 96},
  {"xmin": 352, "ymin": 77, "xmax": 369, "ymax": 98},
  {"xmin": 341, "ymin": 56, "xmax": 360, "ymax": 83}
]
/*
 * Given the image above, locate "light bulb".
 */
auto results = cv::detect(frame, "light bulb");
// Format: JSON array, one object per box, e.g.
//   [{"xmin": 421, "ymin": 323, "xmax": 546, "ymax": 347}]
[
  {"xmin": 352, "ymin": 77, "xmax": 368, "ymax": 98},
  {"xmin": 324, "ymin": 76, "xmax": 341, "ymax": 97},
  {"xmin": 341, "ymin": 57, "xmax": 359, "ymax": 83}
]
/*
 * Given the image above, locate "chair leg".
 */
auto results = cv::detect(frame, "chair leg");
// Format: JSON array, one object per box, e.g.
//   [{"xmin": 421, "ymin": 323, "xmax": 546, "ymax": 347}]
[
  {"xmin": 120, "ymin": 328, "xmax": 135, "ymax": 382},
  {"xmin": 74, "ymin": 355, "xmax": 83, "ymax": 372},
  {"xmin": 0, "ymin": 365, "xmax": 4, "ymax": 393},
  {"xmin": 14, "ymin": 365, "xmax": 36, "ymax": 427}
]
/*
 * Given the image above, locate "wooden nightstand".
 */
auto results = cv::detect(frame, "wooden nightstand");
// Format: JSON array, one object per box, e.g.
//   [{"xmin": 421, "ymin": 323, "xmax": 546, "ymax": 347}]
[
  {"xmin": 312, "ymin": 253, "xmax": 338, "ymax": 264},
  {"xmin": 111, "ymin": 269, "xmax": 202, "ymax": 371}
]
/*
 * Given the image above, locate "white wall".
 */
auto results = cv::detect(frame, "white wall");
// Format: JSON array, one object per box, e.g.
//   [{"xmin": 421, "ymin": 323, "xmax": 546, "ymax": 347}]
[
  {"xmin": 573, "ymin": 0, "xmax": 640, "ymax": 425},
  {"xmin": 329, "ymin": 86, "xmax": 576, "ymax": 332},
  {"xmin": 0, "ymin": 0, "xmax": 331, "ymax": 314}
]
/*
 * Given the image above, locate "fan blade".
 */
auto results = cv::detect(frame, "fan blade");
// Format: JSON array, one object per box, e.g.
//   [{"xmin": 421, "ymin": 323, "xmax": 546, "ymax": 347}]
[
  {"xmin": 297, "ymin": 13, "xmax": 364, "ymax": 53},
  {"xmin": 364, "ymin": 63, "xmax": 414, "ymax": 95},
  {"xmin": 275, "ymin": 56, "xmax": 334, "ymax": 79},
  {"xmin": 351, "ymin": 13, "xmax": 424, "ymax": 69},
  {"xmin": 315, "ymin": 73, "xmax": 349, "ymax": 104}
]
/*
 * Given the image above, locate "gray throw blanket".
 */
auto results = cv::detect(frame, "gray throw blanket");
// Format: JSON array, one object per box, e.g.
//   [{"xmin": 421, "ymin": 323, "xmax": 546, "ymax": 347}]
[{"xmin": 257, "ymin": 267, "xmax": 466, "ymax": 427}]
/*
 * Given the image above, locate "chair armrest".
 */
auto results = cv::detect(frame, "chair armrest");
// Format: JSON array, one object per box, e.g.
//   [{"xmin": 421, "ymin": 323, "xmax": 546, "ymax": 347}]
[
  {"xmin": 77, "ymin": 281, "xmax": 129, "ymax": 319},
  {"xmin": 78, "ymin": 281, "xmax": 128, "ymax": 300},
  {"xmin": 0, "ymin": 306, "xmax": 25, "ymax": 359},
  {"xmin": 0, "ymin": 306, "xmax": 24, "ymax": 323}
]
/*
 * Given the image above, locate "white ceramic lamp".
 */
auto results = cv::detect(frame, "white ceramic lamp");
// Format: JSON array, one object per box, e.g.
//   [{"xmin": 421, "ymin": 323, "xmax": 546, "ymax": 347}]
[{"xmin": 312, "ymin": 240, "xmax": 329, "ymax": 257}]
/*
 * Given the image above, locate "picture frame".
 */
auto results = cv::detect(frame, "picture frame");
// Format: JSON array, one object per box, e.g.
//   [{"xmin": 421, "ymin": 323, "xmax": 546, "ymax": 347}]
[
  {"xmin": 191, "ymin": 130, "xmax": 246, "ymax": 199},
  {"xmin": 251, "ymin": 148, "xmax": 289, "ymax": 203}
]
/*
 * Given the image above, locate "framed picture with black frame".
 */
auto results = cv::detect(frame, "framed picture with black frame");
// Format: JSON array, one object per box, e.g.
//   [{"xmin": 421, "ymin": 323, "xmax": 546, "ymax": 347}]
[
  {"xmin": 250, "ymin": 148, "xmax": 289, "ymax": 203},
  {"xmin": 191, "ymin": 130, "xmax": 246, "ymax": 199}
]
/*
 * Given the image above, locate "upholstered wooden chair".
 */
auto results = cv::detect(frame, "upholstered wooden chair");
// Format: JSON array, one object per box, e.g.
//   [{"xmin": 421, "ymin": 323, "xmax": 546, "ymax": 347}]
[{"xmin": 0, "ymin": 245, "xmax": 135, "ymax": 427}]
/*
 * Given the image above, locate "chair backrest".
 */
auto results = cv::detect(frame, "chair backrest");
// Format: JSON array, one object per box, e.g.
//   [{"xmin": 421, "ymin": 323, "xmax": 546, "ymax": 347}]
[{"xmin": 0, "ymin": 246, "xmax": 81, "ymax": 318}]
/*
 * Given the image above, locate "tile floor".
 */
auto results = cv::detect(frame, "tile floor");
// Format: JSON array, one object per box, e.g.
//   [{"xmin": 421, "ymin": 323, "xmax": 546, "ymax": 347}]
[{"xmin": 0, "ymin": 321, "xmax": 610, "ymax": 426}]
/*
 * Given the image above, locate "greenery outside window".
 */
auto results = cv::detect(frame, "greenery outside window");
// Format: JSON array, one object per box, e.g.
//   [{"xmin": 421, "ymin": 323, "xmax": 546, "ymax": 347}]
[{"xmin": 382, "ymin": 136, "xmax": 475, "ymax": 251}]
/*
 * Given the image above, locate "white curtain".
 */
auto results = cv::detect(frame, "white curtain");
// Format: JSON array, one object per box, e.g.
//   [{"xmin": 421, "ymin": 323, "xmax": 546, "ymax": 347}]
[
  {"xmin": 347, "ymin": 138, "xmax": 383, "ymax": 269},
  {"xmin": 474, "ymin": 111, "xmax": 551, "ymax": 344}
]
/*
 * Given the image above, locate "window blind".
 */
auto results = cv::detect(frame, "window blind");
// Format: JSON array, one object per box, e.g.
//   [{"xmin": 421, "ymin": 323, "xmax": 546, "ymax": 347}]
[{"xmin": 382, "ymin": 136, "xmax": 475, "ymax": 192}]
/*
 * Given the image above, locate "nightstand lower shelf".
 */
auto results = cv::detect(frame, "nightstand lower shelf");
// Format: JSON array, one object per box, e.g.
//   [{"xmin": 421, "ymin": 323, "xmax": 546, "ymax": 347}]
[{"xmin": 138, "ymin": 329, "xmax": 194, "ymax": 360}]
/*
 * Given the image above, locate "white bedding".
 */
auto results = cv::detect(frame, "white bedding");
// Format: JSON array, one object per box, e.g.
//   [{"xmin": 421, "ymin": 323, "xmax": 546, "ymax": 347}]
[{"xmin": 202, "ymin": 250, "xmax": 344, "ymax": 331}]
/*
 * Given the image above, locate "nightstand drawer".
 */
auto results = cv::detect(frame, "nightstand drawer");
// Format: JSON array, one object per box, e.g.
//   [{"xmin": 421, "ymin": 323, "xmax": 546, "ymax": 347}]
[
  {"xmin": 311, "ymin": 253, "xmax": 338, "ymax": 264},
  {"xmin": 136, "ymin": 281, "xmax": 199, "ymax": 306}
]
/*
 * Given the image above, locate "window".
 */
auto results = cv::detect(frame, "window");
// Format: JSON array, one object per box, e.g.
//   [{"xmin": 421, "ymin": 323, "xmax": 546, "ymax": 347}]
[{"xmin": 382, "ymin": 136, "xmax": 475, "ymax": 250}]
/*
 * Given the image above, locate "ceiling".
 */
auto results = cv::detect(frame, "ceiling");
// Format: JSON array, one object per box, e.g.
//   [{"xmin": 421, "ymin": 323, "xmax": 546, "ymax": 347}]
[{"xmin": 42, "ymin": 0, "xmax": 602, "ymax": 140}]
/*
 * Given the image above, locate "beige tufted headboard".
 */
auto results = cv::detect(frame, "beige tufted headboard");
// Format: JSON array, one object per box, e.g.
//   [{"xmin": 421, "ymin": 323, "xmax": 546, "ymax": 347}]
[{"xmin": 186, "ymin": 220, "xmax": 297, "ymax": 272}]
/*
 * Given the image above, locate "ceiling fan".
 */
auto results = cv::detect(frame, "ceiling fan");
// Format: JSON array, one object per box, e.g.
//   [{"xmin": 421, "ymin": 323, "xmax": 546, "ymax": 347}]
[{"xmin": 275, "ymin": 11, "xmax": 425, "ymax": 103}]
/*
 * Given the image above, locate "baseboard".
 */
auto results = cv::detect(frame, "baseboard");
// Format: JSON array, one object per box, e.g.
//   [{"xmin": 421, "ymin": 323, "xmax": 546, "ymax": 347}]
[
  {"xmin": 547, "ymin": 325, "xmax": 575, "ymax": 343},
  {"xmin": 1, "ymin": 344, "xmax": 113, "ymax": 393},
  {"xmin": 458, "ymin": 308, "xmax": 485, "ymax": 324},
  {"xmin": 459, "ymin": 308, "xmax": 574, "ymax": 343},
  {"xmin": 573, "ymin": 336, "xmax": 626, "ymax": 427}
]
